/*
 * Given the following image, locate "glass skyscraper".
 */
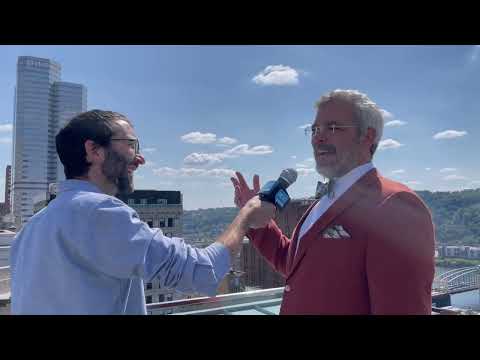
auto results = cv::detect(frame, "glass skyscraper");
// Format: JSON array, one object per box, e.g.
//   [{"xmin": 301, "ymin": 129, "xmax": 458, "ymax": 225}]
[{"xmin": 12, "ymin": 56, "xmax": 87, "ymax": 227}]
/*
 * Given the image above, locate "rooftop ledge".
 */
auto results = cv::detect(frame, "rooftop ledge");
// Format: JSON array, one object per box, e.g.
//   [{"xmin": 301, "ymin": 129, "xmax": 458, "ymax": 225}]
[
  {"xmin": 147, "ymin": 287, "xmax": 284, "ymax": 315},
  {"xmin": 146, "ymin": 286, "xmax": 480, "ymax": 315}
]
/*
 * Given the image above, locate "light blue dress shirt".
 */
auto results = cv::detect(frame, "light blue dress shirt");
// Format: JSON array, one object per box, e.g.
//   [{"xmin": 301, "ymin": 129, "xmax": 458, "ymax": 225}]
[{"xmin": 10, "ymin": 180, "xmax": 231, "ymax": 314}]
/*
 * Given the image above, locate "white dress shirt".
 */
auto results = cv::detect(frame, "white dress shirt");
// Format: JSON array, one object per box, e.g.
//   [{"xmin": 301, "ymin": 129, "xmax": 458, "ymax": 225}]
[{"xmin": 296, "ymin": 162, "xmax": 375, "ymax": 255}]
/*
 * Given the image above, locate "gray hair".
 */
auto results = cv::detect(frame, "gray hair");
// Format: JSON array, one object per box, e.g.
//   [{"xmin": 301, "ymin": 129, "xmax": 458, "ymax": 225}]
[{"xmin": 315, "ymin": 89, "xmax": 384, "ymax": 155}]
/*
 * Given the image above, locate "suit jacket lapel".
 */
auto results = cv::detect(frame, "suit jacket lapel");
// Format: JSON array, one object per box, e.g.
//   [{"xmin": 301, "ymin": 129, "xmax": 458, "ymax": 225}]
[
  {"xmin": 286, "ymin": 199, "xmax": 319, "ymax": 270},
  {"xmin": 288, "ymin": 168, "xmax": 378, "ymax": 277}
]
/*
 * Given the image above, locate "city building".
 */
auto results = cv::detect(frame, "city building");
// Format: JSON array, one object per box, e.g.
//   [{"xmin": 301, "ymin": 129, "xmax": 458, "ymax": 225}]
[
  {"xmin": 437, "ymin": 245, "xmax": 480, "ymax": 259},
  {"xmin": 0, "ymin": 165, "xmax": 12, "ymax": 218},
  {"xmin": 0, "ymin": 204, "xmax": 7, "ymax": 218},
  {"xmin": 0, "ymin": 246, "xmax": 9, "ymax": 268},
  {"xmin": 0, "ymin": 265, "xmax": 10, "ymax": 315},
  {"xmin": 0, "ymin": 229, "xmax": 15, "ymax": 247},
  {"xmin": 217, "ymin": 269, "xmax": 246, "ymax": 295},
  {"xmin": 11, "ymin": 56, "xmax": 87, "ymax": 228},
  {"xmin": 274, "ymin": 197, "xmax": 316, "ymax": 237},
  {"xmin": 52, "ymin": 82, "xmax": 87, "ymax": 183},
  {"xmin": 0, "ymin": 230, "xmax": 15, "ymax": 268},
  {"xmin": 117, "ymin": 189, "xmax": 184, "ymax": 304},
  {"xmin": 240, "ymin": 197, "xmax": 316, "ymax": 289}
]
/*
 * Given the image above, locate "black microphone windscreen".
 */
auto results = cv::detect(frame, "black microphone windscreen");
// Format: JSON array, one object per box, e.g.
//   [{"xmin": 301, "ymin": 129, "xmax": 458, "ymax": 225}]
[{"xmin": 279, "ymin": 168, "xmax": 298, "ymax": 187}]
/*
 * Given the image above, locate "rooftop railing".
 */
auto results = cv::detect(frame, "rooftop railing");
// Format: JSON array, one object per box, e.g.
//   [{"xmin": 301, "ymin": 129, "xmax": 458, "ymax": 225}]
[{"xmin": 146, "ymin": 287, "xmax": 284, "ymax": 315}]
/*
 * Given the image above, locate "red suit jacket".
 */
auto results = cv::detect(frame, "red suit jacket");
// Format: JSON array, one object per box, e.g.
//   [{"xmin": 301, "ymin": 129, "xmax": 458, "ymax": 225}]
[{"xmin": 247, "ymin": 169, "xmax": 435, "ymax": 315}]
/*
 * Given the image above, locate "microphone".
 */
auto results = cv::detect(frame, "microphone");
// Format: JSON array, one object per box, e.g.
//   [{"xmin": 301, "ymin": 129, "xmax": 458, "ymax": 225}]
[{"xmin": 259, "ymin": 168, "xmax": 298, "ymax": 210}]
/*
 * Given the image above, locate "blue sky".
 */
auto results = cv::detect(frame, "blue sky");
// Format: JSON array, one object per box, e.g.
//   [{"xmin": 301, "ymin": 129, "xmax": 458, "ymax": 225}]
[{"xmin": 0, "ymin": 45, "xmax": 479, "ymax": 209}]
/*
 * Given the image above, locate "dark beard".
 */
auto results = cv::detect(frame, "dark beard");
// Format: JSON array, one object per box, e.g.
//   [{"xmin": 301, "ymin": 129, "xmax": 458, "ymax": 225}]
[
  {"xmin": 116, "ymin": 174, "xmax": 133, "ymax": 195},
  {"xmin": 102, "ymin": 148, "xmax": 134, "ymax": 195}
]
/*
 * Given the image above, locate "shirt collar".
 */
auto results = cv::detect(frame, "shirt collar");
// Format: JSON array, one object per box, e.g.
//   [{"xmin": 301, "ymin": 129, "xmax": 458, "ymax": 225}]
[
  {"xmin": 322, "ymin": 162, "xmax": 374, "ymax": 200},
  {"xmin": 58, "ymin": 179, "xmax": 104, "ymax": 195}
]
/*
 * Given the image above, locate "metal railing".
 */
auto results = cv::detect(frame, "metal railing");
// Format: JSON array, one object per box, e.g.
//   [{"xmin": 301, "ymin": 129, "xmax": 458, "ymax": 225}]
[
  {"xmin": 0, "ymin": 266, "xmax": 10, "ymax": 302},
  {"xmin": 433, "ymin": 266, "xmax": 480, "ymax": 293},
  {"xmin": 129, "ymin": 204, "xmax": 182, "ymax": 208},
  {"xmin": 146, "ymin": 287, "xmax": 284, "ymax": 315}
]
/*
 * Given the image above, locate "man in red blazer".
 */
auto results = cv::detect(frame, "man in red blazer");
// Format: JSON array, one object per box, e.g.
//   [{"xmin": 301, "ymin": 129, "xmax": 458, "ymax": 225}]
[{"xmin": 231, "ymin": 89, "xmax": 435, "ymax": 315}]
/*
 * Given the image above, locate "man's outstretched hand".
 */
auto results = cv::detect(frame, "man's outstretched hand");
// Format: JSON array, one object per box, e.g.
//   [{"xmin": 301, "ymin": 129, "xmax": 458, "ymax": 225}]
[{"xmin": 230, "ymin": 172, "xmax": 261, "ymax": 208}]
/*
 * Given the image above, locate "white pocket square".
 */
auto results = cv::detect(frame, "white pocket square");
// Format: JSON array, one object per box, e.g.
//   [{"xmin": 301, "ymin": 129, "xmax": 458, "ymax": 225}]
[{"xmin": 322, "ymin": 225, "xmax": 351, "ymax": 239}]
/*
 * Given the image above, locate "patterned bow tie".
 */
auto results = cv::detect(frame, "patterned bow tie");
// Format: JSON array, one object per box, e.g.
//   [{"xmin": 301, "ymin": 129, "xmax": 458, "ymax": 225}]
[{"xmin": 315, "ymin": 179, "xmax": 336, "ymax": 199}]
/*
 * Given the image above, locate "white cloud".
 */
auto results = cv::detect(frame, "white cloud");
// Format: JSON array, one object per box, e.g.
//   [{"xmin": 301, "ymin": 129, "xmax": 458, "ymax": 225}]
[
  {"xmin": 144, "ymin": 161, "xmax": 157, "ymax": 168},
  {"xmin": 296, "ymin": 168, "xmax": 316, "ymax": 176},
  {"xmin": 296, "ymin": 158, "xmax": 315, "ymax": 168},
  {"xmin": 0, "ymin": 137, "xmax": 12, "ymax": 144},
  {"xmin": 153, "ymin": 180, "xmax": 175, "ymax": 188},
  {"xmin": 291, "ymin": 155, "xmax": 297, "ymax": 160},
  {"xmin": 391, "ymin": 169, "xmax": 405, "ymax": 175},
  {"xmin": 206, "ymin": 169, "xmax": 236, "ymax": 177},
  {"xmin": 142, "ymin": 147, "xmax": 157, "ymax": 153},
  {"xmin": 425, "ymin": 168, "xmax": 431, "ymax": 171},
  {"xmin": 0, "ymin": 124, "xmax": 13, "ymax": 133},
  {"xmin": 433, "ymin": 130, "xmax": 467, "ymax": 140},
  {"xmin": 181, "ymin": 132, "xmax": 217, "ymax": 144},
  {"xmin": 378, "ymin": 139, "xmax": 404, "ymax": 150},
  {"xmin": 440, "ymin": 168, "xmax": 457, "ymax": 173},
  {"xmin": 252, "ymin": 65, "xmax": 300, "ymax": 86},
  {"xmin": 152, "ymin": 167, "xmax": 178, "ymax": 177},
  {"xmin": 181, "ymin": 132, "xmax": 241, "ymax": 147},
  {"xmin": 443, "ymin": 174, "xmax": 468, "ymax": 181},
  {"xmin": 380, "ymin": 110, "xmax": 408, "ymax": 128},
  {"xmin": 385, "ymin": 120, "xmax": 407, "ymax": 127},
  {"xmin": 298, "ymin": 123, "xmax": 311, "ymax": 130},
  {"xmin": 184, "ymin": 152, "xmax": 226, "ymax": 165},
  {"xmin": 153, "ymin": 167, "xmax": 235, "ymax": 178},
  {"xmin": 469, "ymin": 180, "xmax": 480, "ymax": 186},
  {"xmin": 183, "ymin": 144, "xmax": 273, "ymax": 166},
  {"xmin": 225, "ymin": 144, "xmax": 273, "ymax": 156},
  {"xmin": 218, "ymin": 137, "xmax": 238, "ymax": 145},
  {"xmin": 380, "ymin": 109, "xmax": 394, "ymax": 121}
]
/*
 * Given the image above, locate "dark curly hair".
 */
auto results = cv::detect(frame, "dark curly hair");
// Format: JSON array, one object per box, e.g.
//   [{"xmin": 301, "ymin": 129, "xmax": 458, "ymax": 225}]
[{"xmin": 56, "ymin": 109, "xmax": 132, "ymax": 179}]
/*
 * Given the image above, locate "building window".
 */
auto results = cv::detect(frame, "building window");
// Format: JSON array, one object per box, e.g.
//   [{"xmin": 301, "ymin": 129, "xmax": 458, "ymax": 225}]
[
  {"xmin": 147, "ymin": 220, "xmax": 153, "ymax": 228},
  {"xmin": 141, "ymin": 199, "xmax": 147, "ymax": 204},
  {"xmin": 158, "ymin": 294, "xmax": 165, "ymax": 303},
  {"xmin": 159, "ymin": 218, "xmax": 165, "ymax": 227},
  {"xmin": 157, "ymin": 199, "xmax": 167, "ymax": 205},
  {"xmin": 168, "ymin": 218, "xmax": 174, "ymax": 227},
  {"xmin": 146, "ymin": 282, "xmax": 152, "ymax": 290},
  {"xmin": 128, "ymin": 199, "xmax": 135, "ymax": 205},
  {"xmin": 145, "ymin": 295, "xmax": 152, "ymax": 304}
]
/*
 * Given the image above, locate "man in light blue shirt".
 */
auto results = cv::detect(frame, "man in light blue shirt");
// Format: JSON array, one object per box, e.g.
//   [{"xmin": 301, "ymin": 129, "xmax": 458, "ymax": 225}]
[{"xmin": 10, "ymin": 110, "xmax": 275, "ymax": 314}]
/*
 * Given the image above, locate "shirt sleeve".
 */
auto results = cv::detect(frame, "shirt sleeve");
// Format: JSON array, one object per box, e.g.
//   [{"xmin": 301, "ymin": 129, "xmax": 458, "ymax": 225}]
[
  {"xmin": 84, "ymin": 197, "xmax": 231, "ymax": 296},
  {"xmin": 246, "ymin": 220, "xmax": 291, "ymax": 277}
]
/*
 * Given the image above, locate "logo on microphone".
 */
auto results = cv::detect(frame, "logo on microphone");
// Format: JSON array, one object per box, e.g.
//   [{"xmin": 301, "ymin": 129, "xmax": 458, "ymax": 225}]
[{"xmin": 258, "ymin": 168, "xmax": 298, "ymax": 210}]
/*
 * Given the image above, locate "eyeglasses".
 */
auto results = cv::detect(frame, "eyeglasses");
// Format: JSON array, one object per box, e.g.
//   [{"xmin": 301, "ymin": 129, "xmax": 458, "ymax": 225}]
[
  {"xmin": 305, "ymin": 124, "xmax": 357, "ymax": 137},
  {"xmin": 110, "ymin": 138, "xmax": 140, "ymax": 154}
]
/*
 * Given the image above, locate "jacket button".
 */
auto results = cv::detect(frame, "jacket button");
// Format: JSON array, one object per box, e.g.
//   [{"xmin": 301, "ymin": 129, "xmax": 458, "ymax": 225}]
[{"xmin": 285, "ymin": 285, "xmax": 291, "ymax": 292}]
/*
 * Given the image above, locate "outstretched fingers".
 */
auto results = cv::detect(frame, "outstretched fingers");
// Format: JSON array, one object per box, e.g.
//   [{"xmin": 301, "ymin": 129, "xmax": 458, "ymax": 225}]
[{"xmin": 253, "ymin": 174, "xmax": 260, "ymax": 193}]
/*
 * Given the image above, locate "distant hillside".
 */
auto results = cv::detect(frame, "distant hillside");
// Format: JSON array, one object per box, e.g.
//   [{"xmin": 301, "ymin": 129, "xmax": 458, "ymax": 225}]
[
  {"xmin": 417, "ymin": 189, "xmax": 480, "ymax": 245},
  {"xmin": 182, "ymin": 207, "xmax": 239, "ymax": 243},
  {"xmin": 182, "ymin": 189, "xmax": 480, "ymax": 246}
]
